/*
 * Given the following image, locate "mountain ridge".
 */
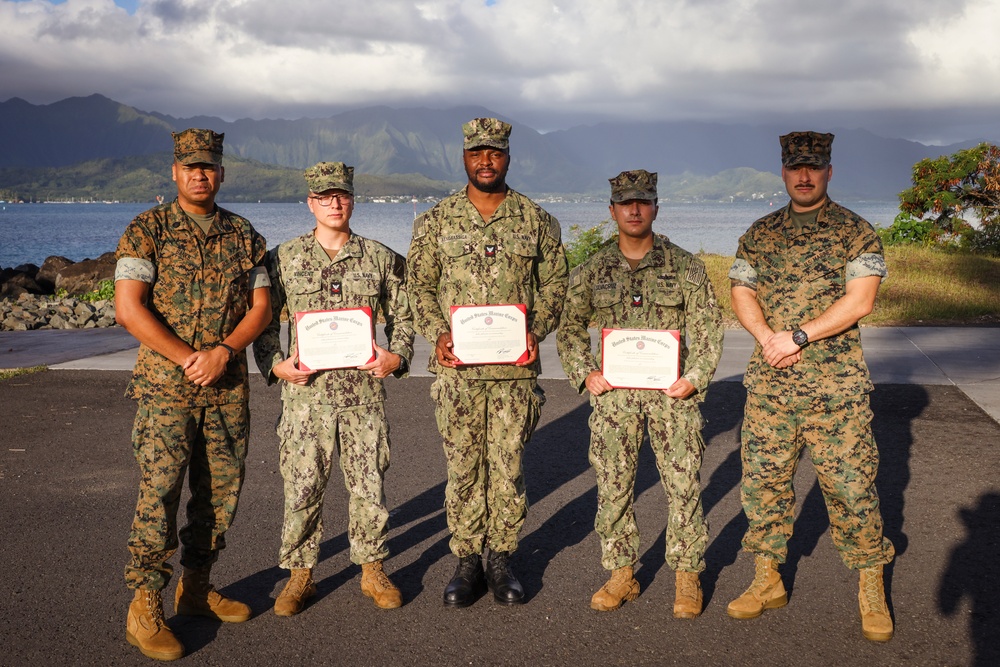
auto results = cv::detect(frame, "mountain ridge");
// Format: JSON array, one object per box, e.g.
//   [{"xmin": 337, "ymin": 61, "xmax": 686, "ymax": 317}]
[{"xmin": 0, "ymin": 94, "xmax": 989, "ymax": 199}]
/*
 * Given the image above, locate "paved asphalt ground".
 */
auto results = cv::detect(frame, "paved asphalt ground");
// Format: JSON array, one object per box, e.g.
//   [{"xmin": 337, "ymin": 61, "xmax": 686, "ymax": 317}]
[{"xmin": 1, "ymin": 328, "xmax": 999, "ymax": 666}]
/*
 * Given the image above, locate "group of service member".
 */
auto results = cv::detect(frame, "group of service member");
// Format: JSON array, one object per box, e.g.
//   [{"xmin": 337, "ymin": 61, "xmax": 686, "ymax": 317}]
[{"xmin": 112, "ymin": 119, "xmax": 895, "ymax": 662}]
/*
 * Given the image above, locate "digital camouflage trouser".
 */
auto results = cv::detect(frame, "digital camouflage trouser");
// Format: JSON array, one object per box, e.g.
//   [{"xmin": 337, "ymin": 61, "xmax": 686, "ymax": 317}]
[
  {"xmin": 740, "ymin": 391, "xmax": 895, "ymax": 569},
  {"xmin": 589, "ymin": 395, "xmax": 708, "ymax": 572},
  {"xmin": 277, "ymin": 400, "xmax": 391, "ymax": 568},
  {"xmin": 431, "ymin": 374, "xmax": 544, "ymax": 557},
  {"xmin": 125, "ymin": 402, "xmax": 248, "ymax": 591}
]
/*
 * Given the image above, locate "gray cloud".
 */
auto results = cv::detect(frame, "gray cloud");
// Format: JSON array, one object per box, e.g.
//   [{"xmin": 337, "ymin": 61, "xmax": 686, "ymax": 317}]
[{"xmin": 0, "ymin": 0, "xmax": 997, "ymax": 142}]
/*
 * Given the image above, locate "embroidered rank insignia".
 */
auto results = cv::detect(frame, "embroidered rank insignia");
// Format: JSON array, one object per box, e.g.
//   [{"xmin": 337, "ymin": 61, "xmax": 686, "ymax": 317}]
[
  {"xmin": 485, "ymin": 244, "xmax": 497, "ymax": 258},
  {"xmin": 631, "ymin": 294, "xmax": 643, "ymax": 307},
  {"xmin": 331, "ymin": 281, "xmax": 342, "ymax": 295}
]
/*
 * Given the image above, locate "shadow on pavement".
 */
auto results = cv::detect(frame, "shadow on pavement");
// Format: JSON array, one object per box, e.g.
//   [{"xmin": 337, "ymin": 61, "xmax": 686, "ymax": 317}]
[{"xmin": 938, "ymin": 491, "xmax": 1000, "ymax": 667}]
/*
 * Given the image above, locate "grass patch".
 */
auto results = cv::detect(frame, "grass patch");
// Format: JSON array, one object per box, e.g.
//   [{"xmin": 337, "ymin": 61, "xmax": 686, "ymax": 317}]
[
  {"xmin": 0, "ymin": 366, "xmax": 47, "ymax": 381},
  {"xmin": 700, "ymin": 246, "xmax": 1000, "ymax": 327}
]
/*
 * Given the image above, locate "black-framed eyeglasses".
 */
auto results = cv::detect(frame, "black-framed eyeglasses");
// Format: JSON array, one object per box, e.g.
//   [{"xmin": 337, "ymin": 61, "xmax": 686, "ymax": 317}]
[{"xmin": 309, "ymin": 194, "xmax": 352, "ymax": 206}]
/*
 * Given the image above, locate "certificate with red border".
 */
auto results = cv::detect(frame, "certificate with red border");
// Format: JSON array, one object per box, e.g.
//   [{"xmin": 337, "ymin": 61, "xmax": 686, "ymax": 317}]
[
  {"xmin": 449, "ymin": 304, "xmax": 529, "ymax": 365},
  {"xmin": 601, "ymin": 328, "xmax": 680, "ymax": 389},
  {"xmin": 294, "ymin": 307, "xmax": 375, "ymax": 371}
]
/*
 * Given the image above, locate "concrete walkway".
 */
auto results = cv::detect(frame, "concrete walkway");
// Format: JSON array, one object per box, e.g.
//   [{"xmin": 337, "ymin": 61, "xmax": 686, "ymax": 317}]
[{"xmin": 2, "ymin": 324, "xmax": 999, "ymax": 422}]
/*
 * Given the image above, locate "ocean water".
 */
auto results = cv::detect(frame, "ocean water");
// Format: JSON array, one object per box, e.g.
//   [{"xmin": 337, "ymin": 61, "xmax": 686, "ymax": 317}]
[{"xmin": 0, "ymin": 199, "xmax": 902, "ymax": 269}]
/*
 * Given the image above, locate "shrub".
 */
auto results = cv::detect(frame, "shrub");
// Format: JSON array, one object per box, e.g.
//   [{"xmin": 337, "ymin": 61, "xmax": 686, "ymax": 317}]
[
  {"xmin": 77, "ymin": 279, "xmax": 116, "ymax": 302},
  {"xmin": 565, "ymin": 219, "xmax": 615, "ymax": 269},
  {"xmin": 878, "ymin": 213, "xmax": 937, "ymax": 246}
]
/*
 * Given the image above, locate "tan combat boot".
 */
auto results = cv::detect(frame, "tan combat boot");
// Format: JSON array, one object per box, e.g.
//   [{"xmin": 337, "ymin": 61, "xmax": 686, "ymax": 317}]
[
  {"xmin": 361, "ymin": 560, "xmax": 403, "ymax": 609},
  {"xmin": 590, "ymin": 566, "xmax": 640, "ymax": 612},
  {"xmin": 175, "ymin": 566, "xmax": 252, "ymax": 623},
  {"xmin": 673, "ymin": 570, "xmax": 703, "ymax": 619},
  {"xmin": 727, "ymin": 555, "xmax": 788, "ymax": 619},
  {"xmin": 274, "ymin": 568, "xmax": 316, "ymax": 617},
  {"xmin": 126, "ymin": 589, "xmax": 185, "ymax": 661},
  {"xmin": 859, "ymin": 565, "xmax": 894, "ymax": 642}
]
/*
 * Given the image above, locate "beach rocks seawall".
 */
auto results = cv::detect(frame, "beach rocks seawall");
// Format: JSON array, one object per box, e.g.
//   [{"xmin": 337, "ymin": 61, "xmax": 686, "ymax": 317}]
[
  {"xmin": 1, "ymin": 293, "xmax": 117, "ymax": 330},
  {"xmin": 1, "ymin": 253, "xmax": 117, "ymax": 330}
]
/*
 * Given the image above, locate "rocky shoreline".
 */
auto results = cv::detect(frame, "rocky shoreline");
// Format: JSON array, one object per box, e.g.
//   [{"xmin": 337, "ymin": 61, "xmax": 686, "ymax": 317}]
[{"xmin": 1, "ymin": 253, "xmax": 118, "ymax": 331}]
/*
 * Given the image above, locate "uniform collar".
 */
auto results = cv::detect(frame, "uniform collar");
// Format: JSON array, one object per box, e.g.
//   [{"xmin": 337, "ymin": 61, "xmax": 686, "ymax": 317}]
[
  {"xmin": 311, "ymin": 231, "xmax": 362, "ymax": 263},
  {"xmin": 461, "ymin": 185, "xmax": 521, "ymax": 227},
  {"xmin": 611, "ymin": 233, "xmax": 669, "ymax": 271},
  {"xmin": 169, "ymin": 199, "xmax": 231, "ymax": 236}
]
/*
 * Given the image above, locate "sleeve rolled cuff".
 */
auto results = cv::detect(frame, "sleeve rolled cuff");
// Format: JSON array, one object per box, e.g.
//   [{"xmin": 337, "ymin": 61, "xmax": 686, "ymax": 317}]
[
  {"xmin": 115, "ymin": 257, "xmax": 155, "ymax": 283},
  {"xmin": 249, "ymin": 266, "xmax": 271, "ymax": 289}
]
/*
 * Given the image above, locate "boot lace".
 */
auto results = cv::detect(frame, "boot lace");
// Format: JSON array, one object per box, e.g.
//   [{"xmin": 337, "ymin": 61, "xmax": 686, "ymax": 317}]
[
  {"xmin": 366, "ymin": 563, "xmax": 395, "ymax": 591},
  {"xmin": 285, "ymin": 570, "xmax": 312, "ymax": 597},
  {"xmin": 488, "ymin": 552, "xmax": 511, "ymax": 577},
  {"xmin": 457, "ymin": 555, "xmax": 482, "ymax": 578},
  {"xmin": 861, "ymin": 567, "xmax": 886, "ymax": 613},
  {"xmin": 143, "ymin": 590, "xmax": 166, "ymax": 625},
  {"xmin": 677, "ymin": 573, "xmax": 699, "ymax": 600},
  {"xmin": 743, "ymin": 559, "xmax": 773, "ymax": 595}
]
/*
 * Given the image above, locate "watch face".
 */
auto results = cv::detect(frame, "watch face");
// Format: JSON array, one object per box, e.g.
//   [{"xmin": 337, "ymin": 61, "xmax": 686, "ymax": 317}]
[{"xmin": 792, "ymin": 330, "xmax": 808, "ymax": 346}]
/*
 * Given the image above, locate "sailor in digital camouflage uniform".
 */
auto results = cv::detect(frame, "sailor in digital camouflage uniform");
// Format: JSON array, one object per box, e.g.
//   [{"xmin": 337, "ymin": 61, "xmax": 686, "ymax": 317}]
[
  {"xmin": 556, "ymin": 169, "xmax": 723, "ymax": 616},
  {"xmin": 726, "ymin": 131, "xmax": 895, "ymax": 642},
  {"xmin": 115, "ymin": 128, "xmax": 271, "ymax": 661},
  {"xmin": 253, "ymin": 161, "xmax": 414, "ymax": 614},
  {"xmin": 406, "ymin": 118, "xmax": 568, "ymax": 606}
]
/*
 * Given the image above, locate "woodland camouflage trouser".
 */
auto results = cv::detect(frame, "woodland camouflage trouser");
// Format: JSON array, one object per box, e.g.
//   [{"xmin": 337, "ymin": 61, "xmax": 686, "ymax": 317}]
[
  {"xmin": 740, "ymin": 391, "xmax": 895, "ymax": 569},
  {"xmin": 125, "ymin": 402, "xmax": 248, "ymax": 591},
  {"xmin": 431, "ymin": 374, "xmax": 544, "ymax": 557},
  {"xmin": 276, "ymin": 400, "xmax": 391, "ymax": 568},
  {"xmin": 589, "ymin": 397, "xmax": 708, "ymax": 572}
]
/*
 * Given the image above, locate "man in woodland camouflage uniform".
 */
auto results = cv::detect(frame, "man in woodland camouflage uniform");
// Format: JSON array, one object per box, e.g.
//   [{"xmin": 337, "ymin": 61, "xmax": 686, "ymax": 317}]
[
  {"xmin": 557, "ymin": 170, "xmax": 723, "ymax": 615},
  {"xmin": 254, "ymin": 162, "xmax": 413, "ymax": 615},
  {"xmin": 407, "ymin": 118, "xmax": 568, "ymax": 606},
  {"xmin": 115, "ymin": 129, "xmax": 271, "ymax": 661},
  {"xmin": 727, "ymin": 132, "xmax": 895, "ymax": 641}
]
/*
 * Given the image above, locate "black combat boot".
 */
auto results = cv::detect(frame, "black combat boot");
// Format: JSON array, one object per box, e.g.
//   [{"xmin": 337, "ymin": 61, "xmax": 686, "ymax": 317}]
[
  {"xmin": 443, "ymin": 554, "xmax": 487, "ymax": 607},
  {"xmin": 485, "ymin": 550, "xmax": 525, "ymax": 605}
]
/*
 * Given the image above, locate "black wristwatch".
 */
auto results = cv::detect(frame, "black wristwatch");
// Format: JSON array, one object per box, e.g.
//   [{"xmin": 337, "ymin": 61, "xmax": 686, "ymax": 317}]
[
  {"xmin": 791, "ymin": 329, "xmax": 809, "ymax": 348},
  {"xmin": 215, "ymin": 342, "xmax": 236, "ymax": 361}
]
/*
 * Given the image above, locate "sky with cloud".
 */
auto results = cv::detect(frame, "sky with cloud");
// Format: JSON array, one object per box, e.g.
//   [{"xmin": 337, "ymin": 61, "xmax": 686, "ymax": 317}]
[{"xmin": 2, "ymin": 0, "xmax": 999, "ymax": 143}]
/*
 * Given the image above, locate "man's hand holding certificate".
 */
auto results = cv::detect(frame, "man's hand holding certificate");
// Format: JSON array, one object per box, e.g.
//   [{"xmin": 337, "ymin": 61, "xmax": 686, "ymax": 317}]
[
  {"xmin": 448, "ymin": 304, "xmax": 529, "ymax": 365},
  {"xmin": 295, "ymin": 307, "xmax": 375, "ymax": 371},
  {"xmin": 601, "ymin": 328, "xmax": 681, "ymax": 390}
]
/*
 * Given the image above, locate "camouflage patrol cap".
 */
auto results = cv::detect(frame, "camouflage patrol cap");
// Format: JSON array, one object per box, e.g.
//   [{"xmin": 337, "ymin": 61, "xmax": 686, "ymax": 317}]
[
  {"xmin": 462, "ymin": 117, "xmax": 512, "ymax": 151},
  {"xmin": 304, "ymin": 161, "xmax": 354, "ymax": 195},
  {"xmin": 609, "ymin": 169, "xmax": 658, "ymax": 203},
  {"xmin": 172, "ymin": 128, "xmax": 224, "ymax": 165},
  {"xmin": 780, "ymin": 131, "xmax": 834, "ymax": 167}
]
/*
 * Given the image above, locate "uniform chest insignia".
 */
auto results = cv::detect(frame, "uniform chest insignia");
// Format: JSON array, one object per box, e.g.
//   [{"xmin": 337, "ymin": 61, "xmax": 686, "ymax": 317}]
[
  {"xmin": 631, "ymin": 294, "xmax": 643, "ymax": 307},
  {"xmin": 485, "ymin": 244, "xmax": 497, "ymax": 257},
  {"xmin": 331, "ymin": 280, "xmax": 342, "ymax": 295}
]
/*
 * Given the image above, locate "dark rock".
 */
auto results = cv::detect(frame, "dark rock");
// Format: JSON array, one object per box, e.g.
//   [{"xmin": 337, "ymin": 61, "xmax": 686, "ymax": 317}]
[
  {"xmin": 13, "ymin": 263, "xmax": 39, "ymax": 277},
  {"xmin": 0, "ymin": 272, "xmax": 43, "ymax": 299},
  {"xmin": 36, "ymin": 256, "xmax": 74, "ymax": 292},
  {"xmin": 54, "ymin": 253, "xmax": 116, "ymax": 296}
]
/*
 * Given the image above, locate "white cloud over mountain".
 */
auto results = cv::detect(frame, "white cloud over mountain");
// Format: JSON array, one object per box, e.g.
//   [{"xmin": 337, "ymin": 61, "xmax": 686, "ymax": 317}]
[{"xmin": 2, "ymin": 0, "xmax": 999, "ymax": 143}]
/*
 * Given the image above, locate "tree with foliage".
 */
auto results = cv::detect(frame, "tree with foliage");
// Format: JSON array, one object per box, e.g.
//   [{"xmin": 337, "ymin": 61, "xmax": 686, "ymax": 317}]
[
  {"xmin": 898, "ymin": 143, "xmax": 1000, "ymax": 232},
  {"xmin": 565, "ymin": 219, "xmax": 615, "ymax": 269}
]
